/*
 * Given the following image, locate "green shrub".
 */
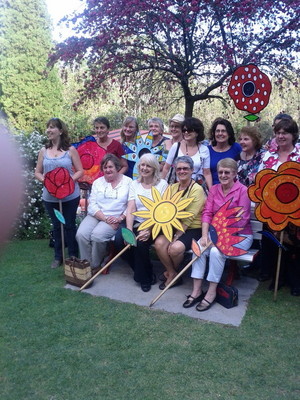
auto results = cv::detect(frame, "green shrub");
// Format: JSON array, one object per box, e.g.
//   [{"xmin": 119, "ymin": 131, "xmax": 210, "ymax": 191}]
[{"xmin": 13, "ymin": 131, "xmax": 50, "ymax": 239}]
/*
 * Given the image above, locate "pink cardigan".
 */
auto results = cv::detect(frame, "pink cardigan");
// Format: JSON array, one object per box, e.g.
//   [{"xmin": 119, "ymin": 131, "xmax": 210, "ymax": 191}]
[{"xmin": 202, "ymin": 181, "xmax": 252, "ymax": 235}]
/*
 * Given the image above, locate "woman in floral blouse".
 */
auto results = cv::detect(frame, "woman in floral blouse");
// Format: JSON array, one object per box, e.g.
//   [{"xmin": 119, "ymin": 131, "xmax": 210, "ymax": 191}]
[
  {"xmin": 257, "ymin": 118, "xmax": 300, "ymax": 291},
  {"xmin": 237, "ymin": 126, "xmax": 265, "ymax": 187},
  {"xmin": 259, "ymin": 118, "xmax": 300, "ymax": 171}
]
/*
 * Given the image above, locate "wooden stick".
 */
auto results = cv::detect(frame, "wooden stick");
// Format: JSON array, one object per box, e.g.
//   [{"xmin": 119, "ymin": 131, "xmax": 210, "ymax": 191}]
[
  {"xmin": 80, "ymin": 233, "xmax": 142, "ymax": 291},
  {"xmin": 149, "ymin": 241, "xmax": 212, "ymax": 307},
  {"xmin": 273, "ymin": 230, "xmax": 284, "ymax": 301},
  {"xmin": 59, "ymin": 200, "xmax": 66, "ymax": 266},
  {"xmin": 80, "ymin": 244, "xmax": 131, "ymax": 291}
]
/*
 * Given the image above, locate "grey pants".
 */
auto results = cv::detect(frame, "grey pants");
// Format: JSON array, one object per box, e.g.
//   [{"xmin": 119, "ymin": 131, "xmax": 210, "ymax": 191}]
[{"xmin": 76, "ymin": 215, "xmax": 116, "ymax": 268}]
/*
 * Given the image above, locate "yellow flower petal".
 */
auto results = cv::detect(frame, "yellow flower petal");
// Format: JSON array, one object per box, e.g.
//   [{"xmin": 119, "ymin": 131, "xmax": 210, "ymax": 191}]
[
  {"xmin": 177, "ymin": 211, "xmax": 194, "ymax": 218},
  {"xmin": 138, "ymin": 196, "xmax": 155, "ymax": 210},
  {"xmin": 152, "ymin": 223, "xmax": 161, "ymax": 240},
  {"xmin": 170, "ymin": 190, "xmax": 184, "ymax": 204},
  {"xmin": 176, "ymin": 197, "xmax": 194, "ymax": 211},
  {"xmin": 170, "ymin": 218, "xmax": 184, "ymax": 231},
  {"xmin": 162, "ymin": 223, "xmax": 173, "ymax": 242},
  {"xmin": 138, "ymin": 219, "xmax": 156, "ymax": 230},
  {"xmin": 151, "ymin": 186, "xmax": 162, "ymax": 203},
  {"xmin": 132, "ymin": 211, "xmax": 151, "ymax": 218},
  {"xmin": 162, "ymin": 186, "xmax": 172, "ymax": 200}
]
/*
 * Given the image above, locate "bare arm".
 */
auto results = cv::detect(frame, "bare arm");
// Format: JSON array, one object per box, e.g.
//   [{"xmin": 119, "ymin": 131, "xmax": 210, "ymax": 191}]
[
  {"xmin": 126, "ymin": 199, "xmax": 136, "ymax": 232},
  {"xmin": 119, "ymin": 158, "xmax": 128, "ymax": 175},
  {"xmin": 69, "ymin": 147, "xmax": 83, "ymax": 181},
  {"xmin": 199, "ymin": 222, "xmax": 210, "ymax": 247},
  {"xmin": 34, "ymin": 148, "xmax": 45, "ymax": 183},
  {"xmin": 203, "ymin": 168, "xmax": 212, "ymax": 189},
  {"xmin": 161, "ymin": 162, "xmax": 171, "ymax": 179}
]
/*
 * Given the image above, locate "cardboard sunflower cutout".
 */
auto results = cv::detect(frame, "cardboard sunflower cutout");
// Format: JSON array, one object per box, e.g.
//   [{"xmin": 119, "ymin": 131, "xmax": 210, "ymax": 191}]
[
  {"xmin": 248, "ymin": 161, "xmax": 300, "ymax": 231},
  {"xmin": 122, "ymin": 132, "xmax": 166, "ymax": 179},
  {"xmin": 132, "ymin": 186, "xmax": 194, "ymax": 242}
]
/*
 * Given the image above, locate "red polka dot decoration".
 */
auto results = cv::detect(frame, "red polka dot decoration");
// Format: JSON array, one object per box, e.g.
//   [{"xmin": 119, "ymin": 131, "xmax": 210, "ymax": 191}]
[{"xmin": 228, "ymin": 64, "xmax": 272, "ymax": 121}]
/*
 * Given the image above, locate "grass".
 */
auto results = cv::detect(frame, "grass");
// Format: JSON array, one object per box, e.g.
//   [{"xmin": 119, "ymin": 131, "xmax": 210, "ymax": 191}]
[{"xmin": 0, "ymin": 240, "xmax": 300, "ymax": 400}]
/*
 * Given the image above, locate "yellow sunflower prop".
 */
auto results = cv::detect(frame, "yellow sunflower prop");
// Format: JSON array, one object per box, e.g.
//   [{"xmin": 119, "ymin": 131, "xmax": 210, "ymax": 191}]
[
  {"xmin": 132, "ymin": 186, "xmax": 194, "ymax": 242},
  {"xmin": 248, "ymin": 161, "xmax": 300, "ymax": 231}
]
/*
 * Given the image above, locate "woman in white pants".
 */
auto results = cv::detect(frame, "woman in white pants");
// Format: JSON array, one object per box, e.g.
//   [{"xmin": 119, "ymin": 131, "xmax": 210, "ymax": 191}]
[
  {"xmin": 183, "ymin": 158, "xmax": 253, "ymax": 311},
  {"xmin": 76, "ymin": 154, "xmax": 132, "ymax": 273}
]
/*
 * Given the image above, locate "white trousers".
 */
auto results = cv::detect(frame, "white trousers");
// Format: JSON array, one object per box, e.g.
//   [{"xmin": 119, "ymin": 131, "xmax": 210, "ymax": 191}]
[
  {"xmin": 191, "ymin": 235, "xmax": 253, "ymax": 283},
  {"xmin": 76, "ymin": 214, "xmax": 116, "ymax": 268}
]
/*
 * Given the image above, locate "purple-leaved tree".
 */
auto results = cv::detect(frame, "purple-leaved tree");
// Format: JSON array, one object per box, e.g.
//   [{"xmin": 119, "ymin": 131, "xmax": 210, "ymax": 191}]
[{"xmin": 49, "ymin": 0, "xmax": 300, "ymax": 116}]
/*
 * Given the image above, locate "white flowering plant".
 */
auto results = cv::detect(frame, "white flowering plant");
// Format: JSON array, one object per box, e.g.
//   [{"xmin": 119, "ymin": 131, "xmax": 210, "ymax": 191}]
[{"xmin": 13, "ymin": 131, "xmax": 51, "ymax": 239}]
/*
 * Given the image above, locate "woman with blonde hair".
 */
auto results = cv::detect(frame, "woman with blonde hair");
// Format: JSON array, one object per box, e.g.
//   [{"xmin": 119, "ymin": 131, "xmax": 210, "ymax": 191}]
[
  {"xmin": 115, "ymin": 153, "xmax": 168, "ymax": 292},
  {"xmin": 120, "ymin": 116, "xmax": 139, "ymax": 178}
]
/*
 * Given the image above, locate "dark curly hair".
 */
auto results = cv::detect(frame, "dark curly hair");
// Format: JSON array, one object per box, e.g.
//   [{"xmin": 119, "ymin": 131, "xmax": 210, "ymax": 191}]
[
  {"xmin": 209, "ymin": 118, "xmax": 236, "ymax": 146},
  {"xmin": 183, "ymin": 117, "xmax": 205, "ymax": 144}
]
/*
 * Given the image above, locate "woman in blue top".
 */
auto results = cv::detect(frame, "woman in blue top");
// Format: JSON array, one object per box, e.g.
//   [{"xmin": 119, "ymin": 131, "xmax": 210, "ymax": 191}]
[
  {"xmin": 208, "ymin": 118, "xmax": 242, "ymax": 184},
  {"xmin": 35, "ymin": 118, "xmax": 83, "ymax": 268}
]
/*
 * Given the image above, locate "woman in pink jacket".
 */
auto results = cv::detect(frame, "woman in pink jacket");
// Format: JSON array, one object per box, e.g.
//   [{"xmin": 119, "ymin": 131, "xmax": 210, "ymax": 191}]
[{"xmin": 183, "ymin": 158, "xmax": 253, "ymax": 311}]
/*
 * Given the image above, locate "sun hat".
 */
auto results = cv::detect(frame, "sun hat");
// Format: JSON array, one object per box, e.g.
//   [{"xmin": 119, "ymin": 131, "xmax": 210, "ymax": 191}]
[{"xmin": 169, "ymin": 114, "xmax": 185, "ymax": 124}]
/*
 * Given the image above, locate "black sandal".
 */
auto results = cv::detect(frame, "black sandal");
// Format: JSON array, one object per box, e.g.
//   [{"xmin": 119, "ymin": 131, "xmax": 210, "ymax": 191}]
[
  {"xmin": 196, "ymin": 298, "xmax": 215, "ymax": 312},
  {"xmin": 183, "ymin": 292, "xmax": 206, "ymax": 308}
]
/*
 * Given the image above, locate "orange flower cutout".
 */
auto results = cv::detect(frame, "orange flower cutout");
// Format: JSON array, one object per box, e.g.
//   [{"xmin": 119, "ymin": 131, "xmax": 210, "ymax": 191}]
[{"xmin": 248, "ymin": 161, "xmax": 300, "ymax": 231}]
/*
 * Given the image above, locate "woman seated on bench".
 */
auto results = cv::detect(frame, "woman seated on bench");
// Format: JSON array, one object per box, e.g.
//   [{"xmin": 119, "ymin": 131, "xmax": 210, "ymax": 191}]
[
  {"xmin": 184, "ymin": 158, "xmax": 253, "ymax": 311},
  {"xmin": 155, "ymin": 156, "xmax": 205, "ymax": 289},
  {"xmin": 115, "ymin": 153, "xmax": 168, "ymax": 292},
  {"xmin": 76, "ymin": 154, "xmax": 132, "ymax": 274}
]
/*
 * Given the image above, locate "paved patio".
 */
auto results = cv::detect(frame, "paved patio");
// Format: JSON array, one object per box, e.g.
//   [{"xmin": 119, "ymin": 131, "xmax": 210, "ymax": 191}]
[{"xmin": 66, "ymin": 258, "xmax": 259, "ymax": 327}]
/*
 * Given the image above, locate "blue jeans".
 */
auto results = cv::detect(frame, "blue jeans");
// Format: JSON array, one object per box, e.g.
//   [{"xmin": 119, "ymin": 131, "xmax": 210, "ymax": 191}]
[{"xmin": 44, "ymin": 196, "xmax": 80, "ymax": 261}]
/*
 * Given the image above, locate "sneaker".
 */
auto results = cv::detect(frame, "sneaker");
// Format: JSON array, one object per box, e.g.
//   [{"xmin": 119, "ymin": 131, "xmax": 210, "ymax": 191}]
[{"xmin": 51, "ymin": 259, "xmax": 61, "ymax": 269}]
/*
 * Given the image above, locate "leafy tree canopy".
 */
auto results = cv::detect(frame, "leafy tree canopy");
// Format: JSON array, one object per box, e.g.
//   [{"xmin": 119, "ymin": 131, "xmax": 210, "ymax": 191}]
[
  {"xmin": 50, "ymin": 0, "xmax": 300, "ymax": 116},
  {"xmin": 0, "ymin": 0, "xmax": 63, "ymax": 132}
]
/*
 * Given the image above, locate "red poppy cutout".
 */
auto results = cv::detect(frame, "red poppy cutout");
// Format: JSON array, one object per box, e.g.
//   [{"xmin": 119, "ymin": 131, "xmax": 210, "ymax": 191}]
[
  {"xmin": 72, "ymin": 136, "xmax": 105, "ymax": 184},
  {"xmin": 228, "ymin": 64, "xmax": 272, "ymax": 121},
  {"xmin": 44, "ymin": 167, "xmax": 75, "ymax": 199},
  {"xmin": 248, "ymin": 161, "xmax": 300, "ymax": 231}
]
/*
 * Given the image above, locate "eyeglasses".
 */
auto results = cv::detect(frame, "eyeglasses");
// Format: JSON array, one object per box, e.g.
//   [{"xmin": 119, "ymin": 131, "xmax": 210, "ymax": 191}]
[
  {"xmin": 275, "ymin": 130, "xmax": 290, "ymax": 135},
  {"xmin": 182, "ymin": 128, "xmax": 194, "ymax": 133},
  {"xmin": 176, "ymin": 167, "xmax": 191, "ymax": 171}
]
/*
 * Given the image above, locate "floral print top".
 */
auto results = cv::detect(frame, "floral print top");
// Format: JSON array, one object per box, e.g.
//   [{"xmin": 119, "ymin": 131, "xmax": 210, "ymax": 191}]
[
  {"xmin": 237, "ymin": 148, "xmax": 265, "ymax": 187},
  {"xmin": 258, "ymin": 144, "xmax": 300, "ymax": 172}
]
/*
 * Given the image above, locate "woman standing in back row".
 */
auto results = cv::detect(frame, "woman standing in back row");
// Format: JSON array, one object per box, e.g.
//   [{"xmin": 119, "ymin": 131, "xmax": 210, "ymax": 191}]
[
  {"xmin": 208, "ymin": 118, "xmax": 241, "ymax": 185},
  {"xmin": 35, "ymin": 118, "xmax": 83, "ymax": 268}
]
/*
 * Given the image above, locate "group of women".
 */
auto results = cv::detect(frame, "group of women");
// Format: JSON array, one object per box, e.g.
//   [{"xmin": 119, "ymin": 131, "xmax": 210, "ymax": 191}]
[{"xmin": 35, "ymin": 112, "xmax": 300, "ymax": 309}]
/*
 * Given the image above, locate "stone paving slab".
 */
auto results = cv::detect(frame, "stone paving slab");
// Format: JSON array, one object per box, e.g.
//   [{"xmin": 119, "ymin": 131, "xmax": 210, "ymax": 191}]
[{"xmin": 66, "ymin": 259, "xmax": 259, "ymax": 327}]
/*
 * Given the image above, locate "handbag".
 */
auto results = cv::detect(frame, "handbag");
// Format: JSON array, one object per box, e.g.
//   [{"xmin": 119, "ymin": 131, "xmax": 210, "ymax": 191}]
[
  {"xmin": 216, "ymin": 282, "xmax": 238, "ymax": 309},
  {"xmin": 64, "ymin": 256, "xmax": 93, "ymax": 288},
  {"xmin": 167, "ymin": 142, "xmax": 181, "ymax": 184}
]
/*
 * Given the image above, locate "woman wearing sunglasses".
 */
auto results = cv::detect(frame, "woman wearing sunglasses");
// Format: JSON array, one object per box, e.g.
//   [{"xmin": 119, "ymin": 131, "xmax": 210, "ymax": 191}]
[{"xmin": 162, "ymin": 117, "xmax": 212, "ymax": 192}]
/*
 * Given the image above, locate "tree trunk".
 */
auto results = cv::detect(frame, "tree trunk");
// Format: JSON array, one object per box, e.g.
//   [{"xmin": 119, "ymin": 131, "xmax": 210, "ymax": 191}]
[{"xmin": 184, "ymin": 97, "xmax": 194, "ymax": 118}]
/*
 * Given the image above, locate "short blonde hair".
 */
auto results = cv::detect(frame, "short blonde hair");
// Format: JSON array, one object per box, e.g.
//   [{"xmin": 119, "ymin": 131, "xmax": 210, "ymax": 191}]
[
  {"xmin": 217, "ymin": 158, "xmax": 238, "ymax": 172},
  {"xmin": 137, "ymin": 153, "xmax": 161, "ymax": 185}
]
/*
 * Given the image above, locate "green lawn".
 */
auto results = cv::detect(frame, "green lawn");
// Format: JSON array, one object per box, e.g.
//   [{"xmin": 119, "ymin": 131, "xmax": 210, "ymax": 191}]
[{"xmin": 0, "ymin": 240, "xmax": 299, "ymax": 400}]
